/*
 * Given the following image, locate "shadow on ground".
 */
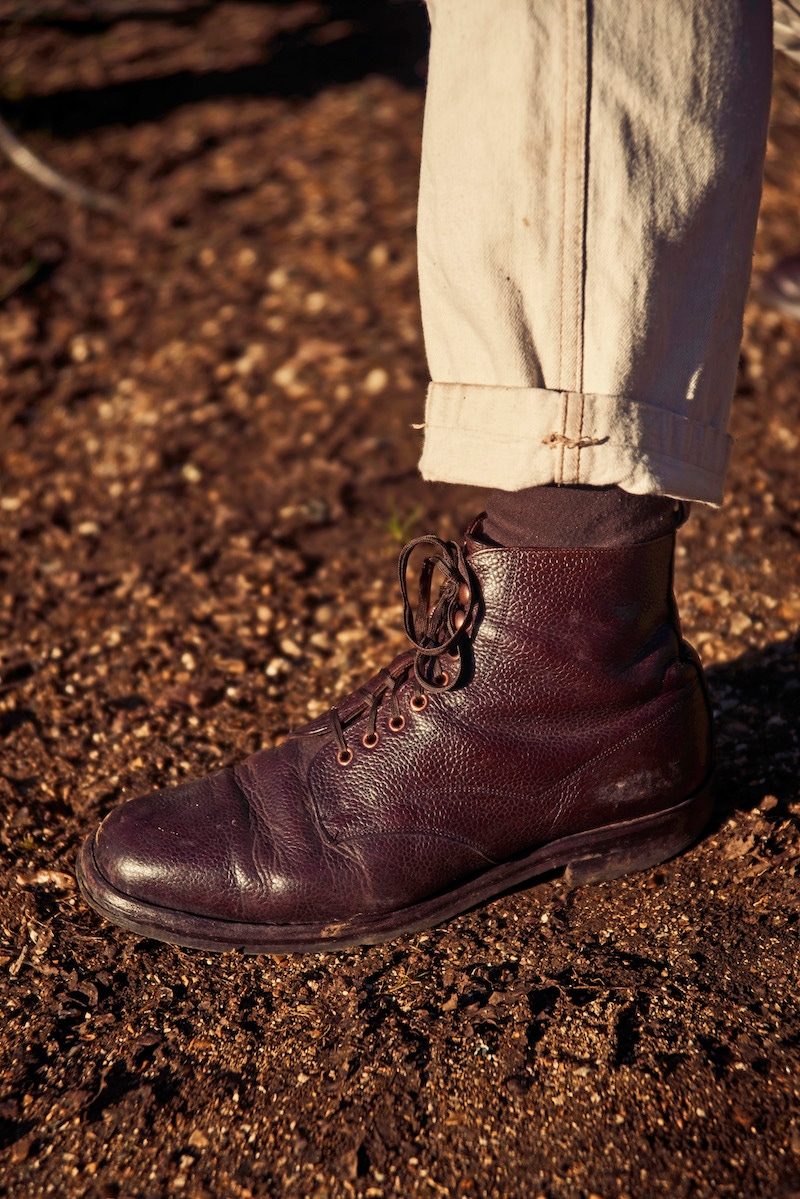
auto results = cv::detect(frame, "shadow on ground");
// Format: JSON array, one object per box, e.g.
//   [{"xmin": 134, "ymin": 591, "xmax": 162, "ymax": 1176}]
[
  {"xmin": 3, "ymin": 0, "xmax": 430, "ymax": 137},
  {"xmin": 706, "ymin": 636, "xmax": 800, "ymax": 818}
]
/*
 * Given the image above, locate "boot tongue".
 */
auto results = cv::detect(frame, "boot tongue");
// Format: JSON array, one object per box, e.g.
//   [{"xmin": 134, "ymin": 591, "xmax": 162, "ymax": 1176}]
[
  {"xmin": 463, "ymin": 516, "xmax": 515, "ymax": 609},
  {"xmin": 464, "ymin": 513, "xmax": 487, "ymax": 546}
]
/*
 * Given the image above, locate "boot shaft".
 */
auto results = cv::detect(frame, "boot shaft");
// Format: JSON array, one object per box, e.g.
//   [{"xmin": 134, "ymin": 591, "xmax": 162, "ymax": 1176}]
[{"xmin": 464, "ymin": 531, "xmax": 685, "ymax": 720}]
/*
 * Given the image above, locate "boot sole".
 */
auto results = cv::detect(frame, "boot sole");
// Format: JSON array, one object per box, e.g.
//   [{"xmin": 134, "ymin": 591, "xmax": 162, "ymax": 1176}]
[{"xmin": 75, "ymin": 778, "xmax": 713, "ymax": 954}]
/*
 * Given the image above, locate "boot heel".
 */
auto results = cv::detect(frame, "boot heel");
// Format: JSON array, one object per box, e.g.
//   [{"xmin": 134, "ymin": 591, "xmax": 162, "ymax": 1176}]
[{"xmin": 563, "ymin": 780, "xmax": 713, "ymax": 887}]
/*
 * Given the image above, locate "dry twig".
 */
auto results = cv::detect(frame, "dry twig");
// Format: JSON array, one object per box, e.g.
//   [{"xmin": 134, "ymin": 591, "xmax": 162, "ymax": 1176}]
[{"xmin": 0, "ymin": 113, "xmax": 122, "ymax": 213}]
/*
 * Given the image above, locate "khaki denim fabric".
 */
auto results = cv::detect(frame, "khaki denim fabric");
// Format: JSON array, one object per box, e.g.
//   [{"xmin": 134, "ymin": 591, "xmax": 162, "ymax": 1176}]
[{"xmin": 417, "ymin": 0, "xmax": 774, "ymax": 503}]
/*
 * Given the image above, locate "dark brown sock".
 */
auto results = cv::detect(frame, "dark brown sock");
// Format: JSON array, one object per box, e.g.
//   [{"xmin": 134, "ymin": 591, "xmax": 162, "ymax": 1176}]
[{"xmin": 481, "ymin": 484, "xmax": 687, "ymax": 548}]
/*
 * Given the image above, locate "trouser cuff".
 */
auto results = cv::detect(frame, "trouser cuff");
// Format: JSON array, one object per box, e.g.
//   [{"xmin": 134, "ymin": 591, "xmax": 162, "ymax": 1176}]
[{"xmin": 418, "ymin": 382, "xmax": 732, "ymax": 505}]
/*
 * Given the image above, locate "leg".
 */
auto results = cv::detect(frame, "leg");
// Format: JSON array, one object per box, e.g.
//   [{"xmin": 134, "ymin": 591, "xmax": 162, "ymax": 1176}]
[
  {"xmin": 418, "ymin": 0, "xmax": 772, "ymax": 504},
  {"xmin": 76, "ymin": 0, "xmax": 773, "ymax": 953}
]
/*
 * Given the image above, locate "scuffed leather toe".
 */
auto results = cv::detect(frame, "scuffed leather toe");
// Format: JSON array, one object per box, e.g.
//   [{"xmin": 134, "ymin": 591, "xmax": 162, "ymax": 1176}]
[
  {"xmin": 91, "ymin": 739, "xmax": 424, "ymax": 926},
  {"xmin": 94, "ymin": 766, "xmax": 266, "ymax": 922}
]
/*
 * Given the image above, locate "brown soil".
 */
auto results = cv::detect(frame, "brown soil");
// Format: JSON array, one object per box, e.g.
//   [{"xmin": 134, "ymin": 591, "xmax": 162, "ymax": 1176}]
[{"xmin": 1, "ymin": 7, "xmax": 799, "ymax": 1197}]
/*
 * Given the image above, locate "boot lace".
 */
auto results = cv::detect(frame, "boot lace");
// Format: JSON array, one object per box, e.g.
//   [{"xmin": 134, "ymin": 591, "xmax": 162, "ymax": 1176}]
[{"xmin": 313, "ymin": 536, "xmax": 475, "ymax": 765}]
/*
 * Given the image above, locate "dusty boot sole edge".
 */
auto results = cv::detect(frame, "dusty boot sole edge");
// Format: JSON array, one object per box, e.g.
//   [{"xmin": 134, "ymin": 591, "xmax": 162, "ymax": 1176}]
[{"xmin": 75, "ymin": 779, "xmax": 714, "ymax": 955}]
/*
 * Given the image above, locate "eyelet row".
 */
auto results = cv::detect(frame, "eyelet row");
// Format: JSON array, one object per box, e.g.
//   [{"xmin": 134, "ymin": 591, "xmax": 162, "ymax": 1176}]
[{"xmin": 337, "ymin": 692, "xmax": 430, "ymax": 765}]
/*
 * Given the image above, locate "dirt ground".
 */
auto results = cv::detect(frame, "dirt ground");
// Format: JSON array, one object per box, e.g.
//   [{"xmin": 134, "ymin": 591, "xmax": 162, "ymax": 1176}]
[{"xmin": 0, "ymin": 5, "xmax": 799, "ymax": 1197}]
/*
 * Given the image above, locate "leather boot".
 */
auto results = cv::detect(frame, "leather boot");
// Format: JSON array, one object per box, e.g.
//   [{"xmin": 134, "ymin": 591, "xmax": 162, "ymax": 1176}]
[{"xmin": 76, "ymin": 521, "xmax": 714, "ymax": 953}]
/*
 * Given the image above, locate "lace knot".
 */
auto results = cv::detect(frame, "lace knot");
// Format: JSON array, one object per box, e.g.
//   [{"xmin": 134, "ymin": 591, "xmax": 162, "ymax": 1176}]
[
  {"xmin": 397, "ymin": 535, "xmax": 474, "ymax": 692},
  {"xmin": 304, "ymin": 535, "xmax": 475, "ymax": 763}
]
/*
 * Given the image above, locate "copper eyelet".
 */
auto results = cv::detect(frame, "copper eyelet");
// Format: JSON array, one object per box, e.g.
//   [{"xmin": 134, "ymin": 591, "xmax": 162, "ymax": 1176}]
[
  {"xmin": 336, "ymin": 748, "xmax": 353, "ymax": 766},
  {"xmin": 362, "ymin": 731, "xmax": 379, "ymax": 749},
  {"xmin": 439, "ymin": 670, "xmax": 450, "ymax": 688},
  {"xmin": 388, "ymin": 714, "xmax": 406, "ymax": 733},
  {"xmin": 409, "ymin": 694, "xmax": 428, "ymax": 713}
]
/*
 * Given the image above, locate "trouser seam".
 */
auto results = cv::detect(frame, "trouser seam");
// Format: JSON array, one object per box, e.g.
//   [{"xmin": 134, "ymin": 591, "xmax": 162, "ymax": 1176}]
[
  {"xmin": 558, "ymin": 0, "xmax": 592, "ymax": 485},
  {"xmin": 575, "ymin": 1, "xmax": 591, "ymax": 483}
]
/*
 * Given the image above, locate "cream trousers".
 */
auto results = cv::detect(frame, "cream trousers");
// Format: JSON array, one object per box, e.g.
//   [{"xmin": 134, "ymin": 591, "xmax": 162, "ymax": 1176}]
[{"xmin": 417, "ymin": 0, "xmax": 780, "ymax": 503}]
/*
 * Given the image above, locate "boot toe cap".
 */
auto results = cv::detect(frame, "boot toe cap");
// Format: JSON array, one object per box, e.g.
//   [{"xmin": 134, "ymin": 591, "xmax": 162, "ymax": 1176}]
[
  {"xmin": 89, "ymin": 747, "xmax": 362, "ymax": 926},
  {"xmin": 93, "ymin": 767, "xmax": 261, "ymax": 921}
]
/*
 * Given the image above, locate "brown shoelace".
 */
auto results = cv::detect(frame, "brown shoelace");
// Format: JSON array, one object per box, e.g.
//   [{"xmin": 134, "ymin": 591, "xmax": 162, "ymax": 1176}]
[{"xmin": 313, "ymin": 536, "xmax": 475, "ymax": 765}]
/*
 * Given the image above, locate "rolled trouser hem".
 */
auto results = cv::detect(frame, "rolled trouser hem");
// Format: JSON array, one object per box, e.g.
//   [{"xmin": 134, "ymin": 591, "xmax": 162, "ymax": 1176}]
[{"xmin": 418, "ymin": 383, "xmax": 732, "ymax": 505}]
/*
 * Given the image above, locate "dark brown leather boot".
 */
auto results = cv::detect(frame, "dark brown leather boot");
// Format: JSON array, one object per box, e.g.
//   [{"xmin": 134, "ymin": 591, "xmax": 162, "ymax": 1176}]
[{"xmin": 76, "ymin": 522, "xmax": 713, "ymax": 953}]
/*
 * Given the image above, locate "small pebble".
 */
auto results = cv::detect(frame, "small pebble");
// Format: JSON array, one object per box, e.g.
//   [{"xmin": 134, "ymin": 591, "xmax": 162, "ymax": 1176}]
[
  {"xmin": 363, "ymin": 368, "xmax": 389, "ymax": 396},
  {"xmin": 280, "ymin": 637, "xmax": 303, "ymax": 659},
  {"xmin": 265, "ymin": 658, "xmax": 289, "ymax": 678}
]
